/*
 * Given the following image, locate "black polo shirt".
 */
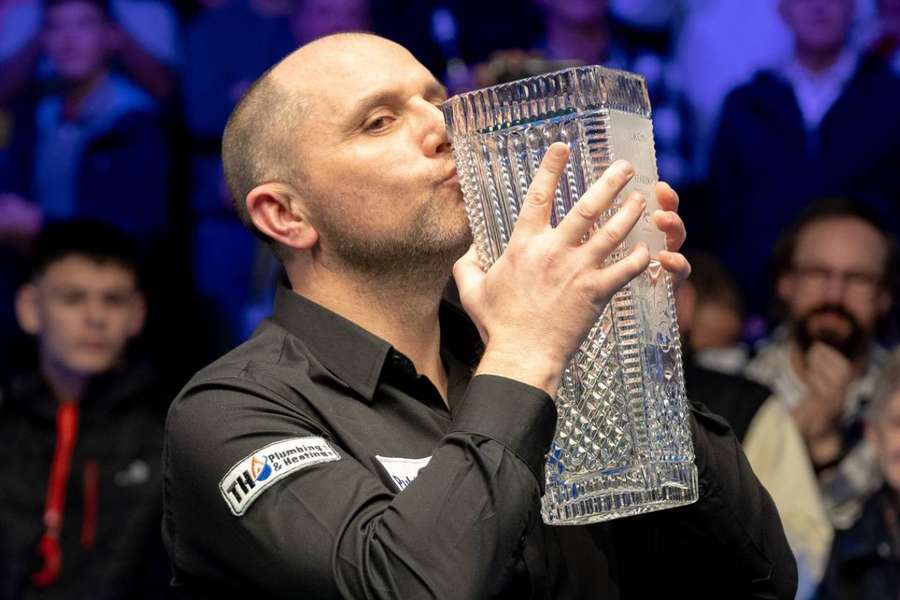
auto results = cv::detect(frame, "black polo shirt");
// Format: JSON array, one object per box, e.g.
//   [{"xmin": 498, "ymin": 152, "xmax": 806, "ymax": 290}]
[
  {"xmin": 163, "ymin": 285, "xmax": 565, "ymax": 598},
  {"xmin": 162, "ymin": 286, "xmax": 798, "ymax": 599}
]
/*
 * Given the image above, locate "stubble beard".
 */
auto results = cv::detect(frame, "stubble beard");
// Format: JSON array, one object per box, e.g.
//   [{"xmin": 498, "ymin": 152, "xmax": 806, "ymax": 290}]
[
  {"xmin": 793, "ymin": 304, "xmax": 870, "ymax": 360},
  {"xmin": 313, "ymin": 189, "xmax": 473, "ymax": 291}
]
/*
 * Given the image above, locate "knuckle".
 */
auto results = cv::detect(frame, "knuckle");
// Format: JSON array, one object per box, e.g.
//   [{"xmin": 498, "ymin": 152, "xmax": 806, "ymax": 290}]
[
  {"xmin": 627, "ymin": 249, "xmax": 648, "ymax": 274},
  {"xmin": 628, "ymin": 254, "xmax": 645, "ymax": 275},
  {"xmin": 527, "ymin": 189, "xmax": 549, "ymax": 206},
  {"xmin": 575, "ymin": 278, "xmax": 605, "ymax": 307},
  {"xmin": 574, "ymin": 201, "xmax": 597, "ymax": 222},
  {"xmin": 600, "ymin": 224, "xmax": 622, "ymax": 247},
  {"xmin": 603, "ymin": 172, "xmax": 625, "ymax": 192},
  {"xmin": 540, "ymin": 242, "xmax": 564, "ymax": 266}
]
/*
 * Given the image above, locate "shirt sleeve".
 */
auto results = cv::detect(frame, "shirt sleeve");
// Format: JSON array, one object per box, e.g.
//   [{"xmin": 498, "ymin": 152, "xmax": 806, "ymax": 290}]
[
  {"xmin": 598, "ymin": 403, "xmax": 799, "ymax": 599},
  {"xmin": 163, "ymin": 374, "xmax": 557, "ymax": 599}
]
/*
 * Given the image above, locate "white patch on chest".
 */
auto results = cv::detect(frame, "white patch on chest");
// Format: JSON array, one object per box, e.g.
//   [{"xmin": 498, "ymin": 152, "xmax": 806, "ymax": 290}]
[{"xmin": 375, "ymin": 455, "xmax": 432, "ymax": 492}]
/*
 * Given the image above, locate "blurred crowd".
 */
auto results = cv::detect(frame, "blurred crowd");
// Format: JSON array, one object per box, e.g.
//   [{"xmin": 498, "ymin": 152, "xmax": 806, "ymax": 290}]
[{"xmin": 1, "ymin": 0, "xmax": 900, "ymax": 598}]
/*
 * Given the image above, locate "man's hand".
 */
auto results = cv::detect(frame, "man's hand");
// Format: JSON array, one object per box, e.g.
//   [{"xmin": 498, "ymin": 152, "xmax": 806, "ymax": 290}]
[
  {"xmin": 792, "ymin": 342, "xmax": 854, "ymax": 465},
  {"xmin": 652, "ymin": 181, "xmax": 690, "ymax": 286},
  {"xmin": 455, "ymin": 143, "xmax": 691, "ymax": 396}
]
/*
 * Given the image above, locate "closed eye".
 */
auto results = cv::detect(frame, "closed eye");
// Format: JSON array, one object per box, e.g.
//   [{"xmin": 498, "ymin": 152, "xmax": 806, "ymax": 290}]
[{"xmin": 364, "ymin": 114, "xmax": 395, "ymax": 133}]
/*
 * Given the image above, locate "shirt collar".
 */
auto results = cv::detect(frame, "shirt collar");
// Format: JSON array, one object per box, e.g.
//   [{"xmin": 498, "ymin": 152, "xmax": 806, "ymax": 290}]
[
  {"xmin": 779, "ymin": 49, "xmax": 859, "ymax": 128},
  {"xmin": 270, "ymin": 285, "xmax": 483, "ymax": 404}
]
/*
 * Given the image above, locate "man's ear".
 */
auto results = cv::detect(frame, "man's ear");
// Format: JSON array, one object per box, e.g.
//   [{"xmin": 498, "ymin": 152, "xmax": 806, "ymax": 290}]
[
  {"xmin": 246, "ymin": 182, "xmax": 319, "ymax": 251},
  {"xmin": 15, "ymin": 284, "xmax": 41, "ymax": 335}
]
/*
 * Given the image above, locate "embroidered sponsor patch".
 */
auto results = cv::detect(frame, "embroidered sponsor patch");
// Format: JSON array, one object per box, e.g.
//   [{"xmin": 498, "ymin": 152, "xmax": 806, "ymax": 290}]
[
  {"xmin": 219, "ymin": 437, "xmax": 340, "ymax": 516},
  {"xmin": 375, "ymin": 455, "xmax": 431, "ymax": 492}
]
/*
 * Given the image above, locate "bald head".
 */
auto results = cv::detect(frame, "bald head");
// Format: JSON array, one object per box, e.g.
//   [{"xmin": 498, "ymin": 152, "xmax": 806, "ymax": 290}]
[
  {"xmin": 222, "ymin": 33, "xmax": 394, "ymax": 241},
  {"xmin": 221, "ymin": 65, "xmax": 305, "ymax": 242}
]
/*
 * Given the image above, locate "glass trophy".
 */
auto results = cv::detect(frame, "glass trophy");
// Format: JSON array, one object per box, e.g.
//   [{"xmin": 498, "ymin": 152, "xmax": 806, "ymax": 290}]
[{"xmin": 443, "ymin": 65, "xmax": 698, "ymax": 525}]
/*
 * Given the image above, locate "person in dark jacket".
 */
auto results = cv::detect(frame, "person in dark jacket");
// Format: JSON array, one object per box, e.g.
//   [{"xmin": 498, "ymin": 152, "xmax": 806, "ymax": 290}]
[
  {"xmin": 819, "ymin": 349, "xmax": 900, "ymax": 599},
  {"xmin": 676, "ymin": 252, "xmax": 832, "ymax": 598},
  {"xmin": 0, "ymin": 220, "xmax": 170, "ymax": 599},
  {"xmin": 0, "ymin": 0, "xmax": 170, "ymax": 247},
  {"xmin": 162, "ymin": 32, "xmax": 797, "ymax": 599},
  {"xmin": 707, "ymin": 0, "xmax": 900, "ymax": 316}
]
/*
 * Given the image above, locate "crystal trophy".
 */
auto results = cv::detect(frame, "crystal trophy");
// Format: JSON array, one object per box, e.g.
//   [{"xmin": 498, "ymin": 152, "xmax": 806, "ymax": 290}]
[{"xmin": 443, "ymin": 66, "xmax": 698, "ymax": 525}]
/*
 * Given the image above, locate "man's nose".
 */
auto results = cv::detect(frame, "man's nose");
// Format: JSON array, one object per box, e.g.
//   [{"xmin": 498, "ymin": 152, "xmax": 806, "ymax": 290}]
[
  {"xmin": 420, "ymin": 100, "xmax": 452, "ymax": 157},
  {"xmin": 84, "ymin": 299, "xmax": 108, "ymax": 327},
  {"xmin": 823, "ymin": 272, "xmax": 849, "ymax": 302}
]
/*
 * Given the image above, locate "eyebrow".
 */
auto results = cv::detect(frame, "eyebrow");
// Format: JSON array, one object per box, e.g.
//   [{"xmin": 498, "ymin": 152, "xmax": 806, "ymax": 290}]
[{"xmin": 341, "ymin": 81, "xmax": 449, "ymax": 133}]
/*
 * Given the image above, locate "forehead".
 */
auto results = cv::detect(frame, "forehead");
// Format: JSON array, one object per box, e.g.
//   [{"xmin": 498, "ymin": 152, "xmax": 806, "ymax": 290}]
[
  {"xmin": 794, "ymin": 217, "xmax": 887, "ymax": 266},
  {"xmin": 39, "ymin": 255, "xmax": 136, "ymax": 289},
  {"xmin": 277, "ymin": 37, "xmax": 438, "ymax": 121}
]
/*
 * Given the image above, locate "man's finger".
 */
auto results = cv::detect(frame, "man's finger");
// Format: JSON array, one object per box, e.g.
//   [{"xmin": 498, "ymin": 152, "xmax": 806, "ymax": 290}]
[
  {"xmin": 556, "ymin": 160, "xmax": 635, "ymax": 244},
  {"xmin": 582, "ymin": 244, "xmax": 651, "ymax": 303},
  {"xmin": 653, "ymin": 210, "xmax": 687, "ymax": 252},
  {"xmin": 452, "ymin": 245, "xmax": 485, "ymax": 297},
  {"xmin": 656, "ymin": 181, "xmax": 679, "ymax": 212},
  {"xmin": 513, "ymin": 143, "xmax": 569, "ymax": 236},
  {"xmin": 580, "ymin": 192, "xmax": 644, "ymax": 263},
  {"xmin": 657, "ymin": 250, "xmax": 691, "ymax": 288}
]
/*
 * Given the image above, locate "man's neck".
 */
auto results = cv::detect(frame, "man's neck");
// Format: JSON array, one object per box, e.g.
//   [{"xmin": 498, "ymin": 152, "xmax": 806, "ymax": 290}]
[
  {"xmin": 291, "ymin": 263, "xmax": 451, "ymax": 402},
  {"xmin": 41, "ymin": 355, "xmax": 89, "ymax": 404},
  {"xmin": 545, "ymin": 16, "xmax": 610, "ymax": 64},
  {"xmin": 794, "ymin": 43, "xmax": 844, "ymax": 75}
]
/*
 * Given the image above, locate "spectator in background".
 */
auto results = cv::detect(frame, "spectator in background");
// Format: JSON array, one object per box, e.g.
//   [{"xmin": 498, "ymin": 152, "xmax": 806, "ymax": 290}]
[
  {"xmin": 493, "ymin": 0, "xmax": 695, "ymax": 189},
  {"xmin": 746, "ymin": 200, "xmax": 895, "ymax": 530},
  {"xmin": 0, "ymin": 0, "xmax": 179, "ymax": 102},
  {"xmin": 818, "ymin": 349, "xmax": 900, "ymax": 599},
  {"xmin": 181, "ymin": 0, "xmax": 295, "ymax": 352},
  {"xmin": 0, "ymin": 221, "xmax": 169, "ymax": 599},
  {"xmin": 238, "ymin": 0, "xmax": 374, "ymax": 337},
  {"xmin": 870, "ymin": 0, "xmax": 900, "ymax": 70},
  {"xmin": 672, "ymin": 0, "xmax": 792, "ymax": 175},
  {"xmin": 0, "ymin": 0, "xmax": 170, "ymax": 247},
  {"xmin": 290, "ymin": 0, "xmax": 370, "ymax": 43},
  {"xmin": 677, "ymin": 253, "xmax": 833, "ymax": 599},
  {"xmin": 183, "ymin": 0, "xmax": 372, "ymax": 350},
  {"xmin": 708, "ymin": 0, "xmax": 900, "ymax": 316},
  {"xmin": 677, "ymin": 251, "xmax": 748, "ymax": 374}
]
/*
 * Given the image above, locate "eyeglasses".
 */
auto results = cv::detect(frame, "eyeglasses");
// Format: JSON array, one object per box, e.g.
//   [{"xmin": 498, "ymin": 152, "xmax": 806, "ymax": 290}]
[{"xmin": 790, "ymin": 264, "xmax": 884, "ymax": 298}]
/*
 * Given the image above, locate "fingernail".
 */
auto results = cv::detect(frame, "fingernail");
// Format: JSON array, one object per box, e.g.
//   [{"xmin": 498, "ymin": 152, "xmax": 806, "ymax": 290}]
[
  {"xmin": 550, "ymin": 143, "xmax": 568, "ymax": 158},
  {"xmin": 615, "ymin": 160, "xmax": 635, "ymax": 176}
]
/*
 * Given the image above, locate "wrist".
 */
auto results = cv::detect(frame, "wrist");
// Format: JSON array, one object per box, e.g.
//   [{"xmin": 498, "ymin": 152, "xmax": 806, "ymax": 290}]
[{"xmin": 476, "ymin": 343, "xmax": 565, "ymax": 397}]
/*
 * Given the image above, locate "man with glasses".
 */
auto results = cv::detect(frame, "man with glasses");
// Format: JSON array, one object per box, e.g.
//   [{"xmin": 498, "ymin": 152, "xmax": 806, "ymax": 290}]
[{"xmin": 747, "ymin": 199, "xmax": 897, "ymax": 530}]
